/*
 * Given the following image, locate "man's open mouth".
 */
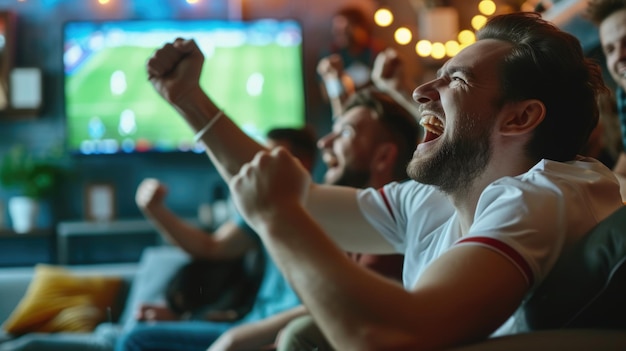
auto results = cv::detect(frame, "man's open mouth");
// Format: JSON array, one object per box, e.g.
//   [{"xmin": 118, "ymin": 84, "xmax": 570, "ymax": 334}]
[{"xmin": 420, "ymin": 115, "xmax": 444, "ymax": 143}]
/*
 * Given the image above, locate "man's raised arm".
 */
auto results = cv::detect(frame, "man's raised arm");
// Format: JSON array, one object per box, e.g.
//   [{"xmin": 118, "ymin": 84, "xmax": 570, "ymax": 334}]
[
  {"xmin": 146, "ymin": 38, "xmax": 389, "ymax": 253},
  {"xmin": 146, "ymin": 38, "xmax": 265, "ymax": 181}
]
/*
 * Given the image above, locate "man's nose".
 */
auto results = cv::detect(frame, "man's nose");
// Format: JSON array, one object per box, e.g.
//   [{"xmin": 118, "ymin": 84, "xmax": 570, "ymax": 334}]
[
  {"xmin": 317, "ymin": 133, "xmax": 335, "ymax": 149},
  {"xmin": 413, "ymin": 79, "xmax": 440, "ymax": 104}
]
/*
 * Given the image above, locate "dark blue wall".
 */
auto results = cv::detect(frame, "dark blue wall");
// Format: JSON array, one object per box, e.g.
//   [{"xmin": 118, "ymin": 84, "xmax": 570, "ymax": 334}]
[{"xmin": 0, "ymin": 0, "xmax": 251, "ymax": 227}]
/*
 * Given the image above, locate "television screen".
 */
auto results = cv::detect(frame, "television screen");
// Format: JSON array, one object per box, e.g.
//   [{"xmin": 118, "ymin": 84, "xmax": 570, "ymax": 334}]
[{"xmin": 63, "ymin": 19, "xmax": 305, "ymax": 154}]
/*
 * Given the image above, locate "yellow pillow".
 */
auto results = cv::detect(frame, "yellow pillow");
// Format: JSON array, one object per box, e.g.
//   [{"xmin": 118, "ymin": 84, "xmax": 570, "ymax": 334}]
[{"xmin": 2, "ymin": 264, "xmax": 124, "ymax": 335}]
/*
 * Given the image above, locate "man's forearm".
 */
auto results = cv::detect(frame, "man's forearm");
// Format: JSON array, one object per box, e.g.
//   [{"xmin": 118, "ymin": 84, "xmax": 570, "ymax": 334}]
[
  {"xmin": 141, "ymin": 205, "xmax": 217, "ymax": 258},
  {"xmin": 255, "ymin": 206, "xmax": 415, "ymax": 351},
  {"xmin": 169, "ymin": 84, "xmax": 267, "ymax": 182}
]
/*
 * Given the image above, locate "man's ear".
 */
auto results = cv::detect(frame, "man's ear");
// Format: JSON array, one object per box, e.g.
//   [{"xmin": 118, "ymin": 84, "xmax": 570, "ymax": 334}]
[
  {"xmin": 372, "ymin": 142, "xmax": 398, "ymax": 172},
  {"xmin": 500, "ymin": 99, "xmax": 545, "ymax": 136}
]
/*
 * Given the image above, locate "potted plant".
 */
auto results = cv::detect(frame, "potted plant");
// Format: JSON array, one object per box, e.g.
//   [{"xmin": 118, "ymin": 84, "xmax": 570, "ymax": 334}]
[{"xmin": 0, "ymin": 145, "xmax": 68, "ymax": 233}]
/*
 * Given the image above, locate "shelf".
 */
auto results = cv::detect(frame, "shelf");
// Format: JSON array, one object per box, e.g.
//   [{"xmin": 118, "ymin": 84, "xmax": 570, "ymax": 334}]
[
  {"xmin": 56, "ymin": 218, "xmax": 199, "ymax": 265},
  {"xmin": 0, "ymin": 228, "xmax": 52, "ymax": 237},
  {"xmin": 57, "ymin": 218, "xmax": 156, "ymax": 237},
  {"xmin": 0, "ymin": 228, "xmax": 54, "ymax": 267}
]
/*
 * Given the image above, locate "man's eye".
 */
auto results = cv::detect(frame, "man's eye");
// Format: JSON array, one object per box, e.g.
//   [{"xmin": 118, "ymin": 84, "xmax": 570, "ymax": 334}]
[
  {"xmin": 452, "ymin": 76, "xmax": 466, "ymax": 83},
  {"xmin": 340, "ymin": 129, "xmax": 353, "ymax": 138},
  {"xmin": 604, "ymin": 45, "xmax": 614, "ymax": 55}
]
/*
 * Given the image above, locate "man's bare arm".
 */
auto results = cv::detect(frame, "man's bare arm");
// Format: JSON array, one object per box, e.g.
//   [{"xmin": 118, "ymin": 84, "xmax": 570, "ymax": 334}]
[
  {"xmin": 207, "ymin": 305, "xmax": 308, "ymax": 351},
  {"xmin": 147, "ymin": 39, "xmax": 390, "ymax": 250},
  {"xmin": 249, "ymin": 204, "xmax": 527, "ymax": 350},
  {"xmin": 370, "ymin": 47, "xmax": 420, "ymax": 120},
  {"xmin": 230, "ymin": 148, "xmax": 528, "ymax": 350},
  {"xmin": 317, "ymin": 54, "xmax": 355, "ymax": 118},
  {"xmin": 136, "ymin": 178, "xmax": 256, "ymax": 259},
  {"xmin": 146, "ymin": 39, "xmax": 266, "ymax": 182}
]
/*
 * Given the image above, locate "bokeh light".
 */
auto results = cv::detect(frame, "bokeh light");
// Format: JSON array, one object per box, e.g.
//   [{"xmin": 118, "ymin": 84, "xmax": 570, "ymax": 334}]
[
  {"xmin": 457, "ymin": 30, "xmax": 476, "ymax": 45},
  {"xmin": 431, "ymin": 42, "xmax": 446, "ymax": 59},
  {"xmin": 416, "ymin": 40, "xmax": 432, "ymax": 57},
  {"xmin": 471, "ymin": 15, "xmax": 488, "ymax": 30},
  {"xmin": 445, "ymin": 40, "xmax": 460, "ymax": 57},
  {"xmin": 478, "ymin": 0, "xmax": 496, "ymax": 16},
  {"xmin": 394, "ymin": 27, "xmax": 412, "ymax": 45},
  {"xmin": 374, "ymin": 8, "xmax": 393, "ymax": 27}
]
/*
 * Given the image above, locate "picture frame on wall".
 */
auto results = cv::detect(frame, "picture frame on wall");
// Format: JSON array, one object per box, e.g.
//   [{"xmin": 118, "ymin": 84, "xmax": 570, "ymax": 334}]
[
  {"xmin": 84, "ymin": 182, "xmax": 116, "ymax": 222},
  {"xmin": 0, "ymin": 11, "xmax": 16, "ymax": 112}
]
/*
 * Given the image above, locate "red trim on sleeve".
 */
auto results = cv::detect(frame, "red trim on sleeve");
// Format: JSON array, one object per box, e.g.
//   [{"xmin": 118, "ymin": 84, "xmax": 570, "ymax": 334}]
[
  {"xmin": 378, "ymin": 187, "xmax": 395, "ymax": 221},
  {"xmin": 456, "ymin": 237, "xmax": 534, "ymax": 286}
]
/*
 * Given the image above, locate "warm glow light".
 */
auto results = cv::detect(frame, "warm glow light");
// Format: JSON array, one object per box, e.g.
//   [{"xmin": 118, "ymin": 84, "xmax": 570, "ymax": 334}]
[
  {"xmin": 457, "ymin": 30, "xmax": 476, "ymax": 45},
  {"xmin": 478, "ymin": 0, "xmax": 496, "ymax": 16},
  {"xmin": 445, "ymin": 40, "xmax": 460, "ymax": 57},
  {"xmin": 98, "ymin": 0, "xmax": 110, "ymax": 4},
  {"xmin": 380, "ymin": 4, "xmax": 489, "ymax": 59},
  {"xmin": 394, "ymin": 27, "xmax": 412, "ymax": 45},
  {"xmin": 374, "ymin": 8, "xmax": 393, "ymax": 27},
  {"xmin": 431, "ymin": 42, "xmax": 446, "ymax": 59},
  {"xmin": 471, "ymin": 15, "xmax": 488, "ymax": 30},
  {"xmin": 521, "ymin": 1, "xmax": 536, "ymax": 12},
  {"xmin": 416, "ymin": 40, "xmax": 432, "ymax": 57},
  {"xmin": 187, "ymin": 0, "xmax": 200, "ymax": 3}
]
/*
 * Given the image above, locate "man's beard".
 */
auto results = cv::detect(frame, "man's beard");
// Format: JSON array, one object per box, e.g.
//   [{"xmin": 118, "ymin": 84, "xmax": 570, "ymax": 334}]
[{"xmin": 407, "ymin": 116, "xmax": 492, "ymax": 194}]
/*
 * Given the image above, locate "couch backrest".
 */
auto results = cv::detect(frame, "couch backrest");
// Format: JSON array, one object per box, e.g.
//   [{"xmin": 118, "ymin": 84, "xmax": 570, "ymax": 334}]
[{"xmin": 518, "ymin": 206, "xmax": 626, "ymax": 330}]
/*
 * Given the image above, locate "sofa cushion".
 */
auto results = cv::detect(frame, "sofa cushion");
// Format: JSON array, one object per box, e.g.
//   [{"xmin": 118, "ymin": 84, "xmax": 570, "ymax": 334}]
[
  {"xmin": 117, "ymin": 246, "xmax": 191, "ymax": 329},
  {"xmin": 520, "ymin": 206, "xmax": 626, "ymax": 330},
  {"xmin": 3, "ymin": 265, "xmax": 124, "ymax": 335}
]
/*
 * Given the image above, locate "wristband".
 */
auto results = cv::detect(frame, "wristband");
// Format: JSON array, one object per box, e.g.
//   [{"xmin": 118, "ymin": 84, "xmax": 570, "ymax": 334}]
[
  {"xmin": 193, "ymin": 110, "xmax": 224, "ymax": 143},
  {"xmin": 325, "ymin": 78, "xmax": 344, "ymax": 99}
]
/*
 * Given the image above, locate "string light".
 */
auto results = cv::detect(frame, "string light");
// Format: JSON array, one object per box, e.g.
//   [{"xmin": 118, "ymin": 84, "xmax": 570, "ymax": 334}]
[
  {"xmin": 374, "ymin": 8, "xmax": 394, "ymax": 27},
  {"xmin": 416, "ymin": 40, "xmax": 432, "ymax": 57},
  {"xmin": 478, "ymin": 0, "xmax": 496, "ymax": 16},
  {"xmin": 431, "ymin": 42, "xmax": 446, "ymax": 59},
  {"xmin": 457, "ymin": 30, "xmax": 476, "ymax": 45},
  {"xmin": 471, "ymin": 14, "xmax": 488, "ymax": 30},
  {"xmin": 375, "ymin": 0, "xmax": 497, "ymax": 60},
  {"xmin": 394, "ymin": 27, "xmax": 412, "ymax": 45},
  {"xmin": 444, "ymin": 40, "xmax": 460, "ymax": 57}
]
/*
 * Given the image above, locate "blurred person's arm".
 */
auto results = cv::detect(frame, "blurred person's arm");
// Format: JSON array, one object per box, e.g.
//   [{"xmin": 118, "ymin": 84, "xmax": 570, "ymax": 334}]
[
  {"xmin": 317, "ymin": 54, "xmax": 355, "ymax": 118},
  {"xmin": 146, "ymin": 39, "xmax": 391, "ymax": 253},
  {"xmin": 228, "ymin": 148, "xmax": 528, "ymax": 351},
  {"xmin": 371, "ymin": 47, "xmax": 420, "ymax": 120},
  {"xmin": 207, "ymin": 305, "xmax": 308, "ymax": 351},
  {"xmin": 135, "ymin": 178, "xmax": 257, "ymax": 260}
]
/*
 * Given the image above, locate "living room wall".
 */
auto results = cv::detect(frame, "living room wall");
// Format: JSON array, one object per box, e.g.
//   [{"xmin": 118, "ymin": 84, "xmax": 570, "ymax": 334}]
[{"xmin": 0, "ymin": 0, "xmax": 381, "ymax": 228}]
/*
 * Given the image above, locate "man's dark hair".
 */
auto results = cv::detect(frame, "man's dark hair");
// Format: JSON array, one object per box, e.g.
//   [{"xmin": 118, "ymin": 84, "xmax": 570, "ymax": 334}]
[
  {"xmin": 343, "ymin": 88, "xmax": 419, "ymax": 179},
  {"xmin": 166, "ymin": 257, "xmax": 262, "ymax": 320},
  {"xmin": 266, "ymin": 126, "xmax": 318, "ymax": 165},
  {"xmin": 586, "ymin": 0, "xmax": 626, "ymax": 25},
  {"xmin": 335, "ymin": 6, "xmax": 372, "ymax": 37},
  {"xmin": 477, "ymin": 12, "xmax": 608, "ymax": 162}
]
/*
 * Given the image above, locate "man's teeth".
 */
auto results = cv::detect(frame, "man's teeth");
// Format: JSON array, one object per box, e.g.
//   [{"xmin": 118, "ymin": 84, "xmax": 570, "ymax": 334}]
[{"xmin": 420, "ymin": 116, "xmax": 444, "ymax": 135}]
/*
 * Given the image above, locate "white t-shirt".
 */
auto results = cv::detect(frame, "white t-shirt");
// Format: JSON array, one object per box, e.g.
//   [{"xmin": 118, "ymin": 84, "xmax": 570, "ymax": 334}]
[{"xmin": 356, "ymin": 157, "xmax": 623, "ymax": 335}]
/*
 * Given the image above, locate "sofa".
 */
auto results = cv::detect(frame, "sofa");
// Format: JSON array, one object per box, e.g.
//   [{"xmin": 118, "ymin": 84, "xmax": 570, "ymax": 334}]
[
  {"xmin": 2, "ymin": 205, "xmax": 626, "ymax": 351},
  {"xmin": 450, "ymin": 205, "xmax": 626, "ymax": 350},
  {"xmin": 0, "ymin": 245, "xmax": 192, "ymax": 351}
]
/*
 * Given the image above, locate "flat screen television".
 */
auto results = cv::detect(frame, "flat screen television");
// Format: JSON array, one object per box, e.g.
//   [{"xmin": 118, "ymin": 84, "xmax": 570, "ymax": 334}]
[{"xmin": 63, "ymin": 18, "xmax": 305, "ymax": 154}]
